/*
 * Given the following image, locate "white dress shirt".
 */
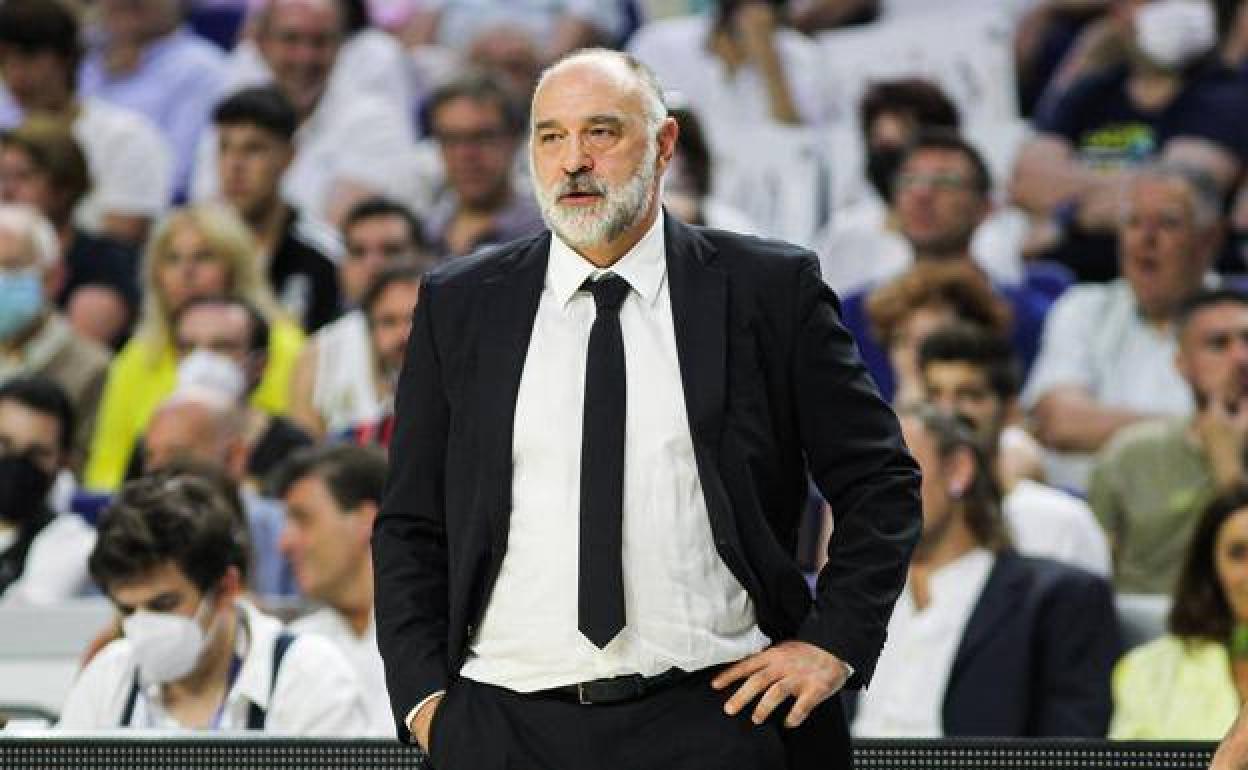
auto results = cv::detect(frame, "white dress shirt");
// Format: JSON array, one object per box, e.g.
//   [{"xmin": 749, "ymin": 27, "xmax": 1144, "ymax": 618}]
[
  {"xmin": 57, "ymin": 599, "xmax": 369, "ymax": 733},
  {"xmin": 459, "ymin": 212, "xmax": 770, "ymax": 692},
  {"xmin": 292, "ymin": 607, "xmax": 393, "ymax": 737},
  {"xmin": 851, "ymin": 548, "xmax": 995, "ymax": 738}
]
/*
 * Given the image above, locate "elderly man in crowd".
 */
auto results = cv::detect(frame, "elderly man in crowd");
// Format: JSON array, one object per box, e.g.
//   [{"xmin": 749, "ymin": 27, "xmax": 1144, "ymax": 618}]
[
  {"xmin": 192, "ymin": 0, "xmax": 420, "ymax": 227},
  {"xmin": 1090, "ymin": 288, "xmax": 1248, "ymax": 594},
  {"xmin": 276, "ymin": 444, "xmax": 394, "ymax": 735},
  {"xmin": 0, "ymin": 204, "xmax": 108, "ymax": 465},
  {"xmin": 424, "ymin": 71, "xmax": 544, "ymax": 258},
  {"xmin": 1024, "ymin": 163, "xmax": 1223, "ymax": 491}
]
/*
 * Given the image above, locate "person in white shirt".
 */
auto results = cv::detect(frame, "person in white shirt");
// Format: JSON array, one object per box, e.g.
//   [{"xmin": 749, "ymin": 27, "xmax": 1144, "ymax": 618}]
[
  {"xmin": 274, "ymin": 443, "xmax": 393, "ymax": 736},
  {"xmin": 852, "ymin": 405, "xmax": 1119, "ymax": 738},
  {"xmin": 192, "ymin": 0, "xmax": 421, "ymax": 227},
  {"xmin": 1023, "ymin": 163, "xmax": 1223, "ymax": 491},
  {"xmin": 0, "ymin": 376, "xmax": 95, "ymax": 605},
  {"xmin": 0, "ymin": 0, "xmax": 173, "ymax": 247},
  {"xmin": 917, "ymin": 321, "xmax": 1111, "ymax": 577},
  {"xmin": 58, "ymin": 470, "xmax": 368, "ymax": 732}
]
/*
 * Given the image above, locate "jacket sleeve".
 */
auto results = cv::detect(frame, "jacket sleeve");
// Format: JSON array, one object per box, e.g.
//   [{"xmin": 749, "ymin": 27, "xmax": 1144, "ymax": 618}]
[
  {"xmin": 1034, "ymin": 568, "xmax": 1121, "ymax": 736},
  {"xmin": 789, "ymin": 254, "xmax": 922, "ymax": 689},
  {"xmin": 371, "ymin": 276, "xmax": 451, "ymax": 743}
]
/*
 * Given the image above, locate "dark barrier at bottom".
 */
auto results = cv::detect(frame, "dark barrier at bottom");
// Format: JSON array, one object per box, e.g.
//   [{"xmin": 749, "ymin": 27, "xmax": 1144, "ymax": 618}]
[{"xmin": 0, "ymin": 736, "xmax": 1219, "ymax": 769}]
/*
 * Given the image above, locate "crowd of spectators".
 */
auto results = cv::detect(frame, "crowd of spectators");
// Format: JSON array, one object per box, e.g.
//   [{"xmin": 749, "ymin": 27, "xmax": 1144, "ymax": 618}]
[{"xmin": 1, "ymin": 0, "xmax": 1247, "ymax": 748}]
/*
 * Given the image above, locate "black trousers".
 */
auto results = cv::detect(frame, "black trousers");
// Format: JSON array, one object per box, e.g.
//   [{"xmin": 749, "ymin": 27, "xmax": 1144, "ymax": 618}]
[{"xmin": 425, "ymin": 667, "xmax": 851, "ymax": 770}]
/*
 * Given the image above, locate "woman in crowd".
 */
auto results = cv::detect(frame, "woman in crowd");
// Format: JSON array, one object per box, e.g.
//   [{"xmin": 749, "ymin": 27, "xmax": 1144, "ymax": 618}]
[
  {"xmin": 84, "ymin": 204, "xmax": 303, "ymax": 491},
  {"xmin": 1110, "ymin": 484, "xmax": 1248, "ymax": 739}
]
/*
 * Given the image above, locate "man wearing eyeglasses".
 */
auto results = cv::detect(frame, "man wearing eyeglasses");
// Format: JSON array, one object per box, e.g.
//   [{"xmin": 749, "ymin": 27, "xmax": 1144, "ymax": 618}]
[{"xmin": 424, "ymin": 71, "xmax": 544, "ymax": 258}]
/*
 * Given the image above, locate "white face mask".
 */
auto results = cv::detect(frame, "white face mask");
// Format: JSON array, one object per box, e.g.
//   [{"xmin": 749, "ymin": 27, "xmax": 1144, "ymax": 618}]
[
  {"xmin": 122, "ymin": 595, "xmax": 216, "ymax": 685},
  {"xmin": 1134, "ymin": 0, "xmax": 1216, "ymax": 70}
]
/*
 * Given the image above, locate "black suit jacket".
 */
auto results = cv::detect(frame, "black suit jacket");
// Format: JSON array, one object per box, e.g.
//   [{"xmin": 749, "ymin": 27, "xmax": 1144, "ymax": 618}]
[
  {"xmin": 942, "ymin": 550, "xmax": 1121, "ymax": 737},
  {"xmin": 373, "ymin": 216, "xmax": 922, "ymax": 756}
]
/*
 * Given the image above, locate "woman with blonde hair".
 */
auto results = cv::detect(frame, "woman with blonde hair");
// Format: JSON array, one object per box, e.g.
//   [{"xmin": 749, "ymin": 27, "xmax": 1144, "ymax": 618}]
[{"xmin": 84, "ymin": 204, "xmax": 304, "ymax": 490}]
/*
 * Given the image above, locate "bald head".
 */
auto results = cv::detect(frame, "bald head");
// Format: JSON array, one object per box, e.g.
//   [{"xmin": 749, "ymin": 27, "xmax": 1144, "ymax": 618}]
[
  {"xmin": 144, "ymin": 394, "xmax": 245, "ymax": 479},
  {"xmin": 533, "ymin": 49, "xmax": 667, "ymax": 135}
]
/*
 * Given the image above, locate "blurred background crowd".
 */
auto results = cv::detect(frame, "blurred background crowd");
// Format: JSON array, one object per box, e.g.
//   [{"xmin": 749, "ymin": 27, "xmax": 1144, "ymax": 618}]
[{"xmin": 2, "ymin": 0, "xmax": 1248, "ymax": 746}]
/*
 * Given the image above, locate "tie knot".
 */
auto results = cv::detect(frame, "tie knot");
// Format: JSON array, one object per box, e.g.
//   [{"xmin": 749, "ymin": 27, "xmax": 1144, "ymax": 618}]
[{"xmin": 582, "ymin": 273, "xmax": 630, "ymax": 316}]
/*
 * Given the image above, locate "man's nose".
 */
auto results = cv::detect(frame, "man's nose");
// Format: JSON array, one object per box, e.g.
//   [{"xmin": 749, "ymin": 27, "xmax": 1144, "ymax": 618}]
[{"xmin": 560, "ymin": 134, "xmax": 593, "ymax": 175}]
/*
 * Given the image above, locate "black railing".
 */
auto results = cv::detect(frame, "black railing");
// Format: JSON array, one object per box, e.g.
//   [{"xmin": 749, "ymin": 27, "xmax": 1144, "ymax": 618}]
[{"xmin": 0, "ymin": 736, "xmax": 1220, "ymax": 769}]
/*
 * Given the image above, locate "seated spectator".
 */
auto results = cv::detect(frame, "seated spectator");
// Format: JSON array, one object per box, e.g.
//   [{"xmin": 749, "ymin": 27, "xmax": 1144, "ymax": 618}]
[
  {"xmin": 815, "ymin": 79, "xmax": 1023, "ymax": 295},
  {"xmin": 403, "ymin": 0, "xmax": 623, "ymax": 63},
  {"xmin": 338, "ymin": 198, "xmax": 432, "ymax": 309},
  {"xmin": 140, "ymin": 391, "xmax": 295, "ymax": 597},
  {"xmin": 918, "ymin": 322, "xmax": 1111, "ymax": 576},
  {"xmin": 1023, "ymin": 163, "xmax": 1221, "ymax": 491},
  {"xmin": 57, "ymin": 470, "xmax": 367, "ymax": 731},
  {"xmin": 841, "ymin": 131, "xmax": 1051, "ymax": 402},
  {"xmin": 125, "ymin": 296, "xmax": 313, "ymax": 489},
  {"xmin": 423, "ymin": 71, "xmax": 543, "ymax": 258},
  {"xmin": 274, "ymin": 444, "xmax": 393, "ymax": 735},
  {"xmin": 661, "ymin": 105, "xmax": 756, "ymax": 233},
  {"xmin": 85, "ymin": 204, "xmax": 304, "ymax": 492},
  {"xmin": 1089, "ymin": 288, "xmax": 1248, "ymax": 593},
  {"xmin": 0, "ymin": 376, "xmax": 95, "ymax": 605},
  {"xmin": 0, "ymin": 119, "xmax": 139, "ymax": 347},
  {"xmin": 0, "ymin": 204, "xmax": 109, "ymax": 465},
  {"xmin": 0, "ymin": 0, "xmax": 173, "ymax": 246},
  {"xmin": 192, "ymin": 0, "xmax": 420, "ymax": 227},
  {"xmin": 465, "ymin": 24, "xmax": 544, "ymax": 119},
  {"xmin": 1012, "ymin": 0, "xmax": 1248, "ymax": 281},
  {"xmin": 1109, "ymin": 483, "xmax": 1248, "ymax": 739},
  {"xmin": 864, "ymin": 261, "xmax": 1014, "ymax": 407},
  {"xmin": 629, "ymin": 0, "xmax": 831, "ymax": 127},
  {"xmin": 852, "ymin": 405, "xmax": 1120, "ymax": 737},
  {"xmin": 290, "ymin": 264, "xmax": 423, "ymax": 438},
  {"xmin": 213, "ymin": 87, "xmax": 342, "ymax": 331},
  {"xmin": 78, "ymin": 0, "xmax": 228, "ymax": 198}
]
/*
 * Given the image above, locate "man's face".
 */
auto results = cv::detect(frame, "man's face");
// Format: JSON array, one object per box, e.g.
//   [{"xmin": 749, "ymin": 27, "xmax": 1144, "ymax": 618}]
[
  {"xmin": 369, "ymin": 280, "xmax": 420, "ymax": 378},
  {"xmin": 922, "ymin": 360, "xmax": 1007, "ymax": 444},
  {"xmin": 341, "ymin": 214, "xmax": 418, "ymax": 305},
  {"xmin": 0, "ymin": 399, "xmax": 62, "ymax": 475},
  {"xmin": 432, "ymin": 96, "xmax": 517, "ymax": 211},
  {"xmin": 0, "ymin": 146, "xmax": 57, "ymax": 218},
  {"xmin": 895, "ymin": 148, "xmax": 988, "ymax": 257},
  {"xmin": 529, "ymin": 60, "xmax": 675, "ymax": 251},
  {"xmin": 0, "ymin": 47, "xmax": 70, "ymax": 112},
  {"xmin": 98, "ymin": 0, "xmax": 177, "ymax": 43},
  {"xmin": 216, "ymin": 123, "xmax": 291, "ymax": 220},
  {"xmin": 1120, "ymin": 177, "xmax": 1209, "ymax": 319},
  {"xmin": 174, "ymin": 303, "xmax": 263, "ymax": 393},
  {"xmin": 279, "ymin": 473, "xmax": 371, "ymax": 602},
  {"xmin": 467, "ymin": 28, "xmax": 541, "ymax": 106},
  {"xmin": 1178, "ymin": 301, "xmax": 1248, "ymax": 407},
  {"xmin": 257, "ymin": 0, "xmax": 342, "ymax": 117}
]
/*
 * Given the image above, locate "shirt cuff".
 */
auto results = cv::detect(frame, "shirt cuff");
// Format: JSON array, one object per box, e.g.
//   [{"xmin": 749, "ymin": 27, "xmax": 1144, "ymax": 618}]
[{"xmin": 405, "ymin": 689, "xmax": 447, "ymax": 735}]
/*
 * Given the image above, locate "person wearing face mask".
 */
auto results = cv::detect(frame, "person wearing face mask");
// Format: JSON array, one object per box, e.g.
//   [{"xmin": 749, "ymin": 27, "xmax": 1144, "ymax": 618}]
[
  {"xmin": 0, "ymin": 203, "xmax": 109, "ymax": 468},
  {"xmin": 57, "ymin": 470, "xmax": 368, "ymax": 732},
  {"xmin": 0, "ymin": 376, "xmax": 95, "ymax": 605},
  {"xmin": 1012, "ymin": 0, "xmax": 1248, "ymax": 282}
]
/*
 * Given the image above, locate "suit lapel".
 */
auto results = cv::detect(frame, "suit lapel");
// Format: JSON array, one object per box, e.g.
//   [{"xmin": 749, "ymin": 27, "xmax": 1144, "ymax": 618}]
[
  {"xmin": 476, "ymin": 234, "xmax": 550, "ymax": 541},
  {"xmin": 664, "ymin": 216, "xmax": 727, "ymax": 458},
  {"xmin": 950, "ymin": 551, "xmax": 1027, "ymax": 681}
]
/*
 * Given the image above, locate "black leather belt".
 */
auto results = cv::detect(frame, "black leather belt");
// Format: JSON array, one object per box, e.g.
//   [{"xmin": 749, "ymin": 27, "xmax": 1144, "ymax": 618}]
[{"xmin": 531, "ymin": 668, "xmax": 688, "ymax": 705}]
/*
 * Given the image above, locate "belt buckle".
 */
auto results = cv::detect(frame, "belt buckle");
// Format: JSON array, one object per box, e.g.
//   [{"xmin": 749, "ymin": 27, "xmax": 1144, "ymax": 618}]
[{"xmin": 577, "ymin": 682, "xmax": 590, "ymax": 705}]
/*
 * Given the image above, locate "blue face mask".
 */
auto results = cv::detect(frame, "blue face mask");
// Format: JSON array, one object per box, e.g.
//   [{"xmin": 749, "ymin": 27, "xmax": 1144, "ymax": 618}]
[{"xmin": 0, "ymin": 270, "xmax": 44, "ymax": 341}]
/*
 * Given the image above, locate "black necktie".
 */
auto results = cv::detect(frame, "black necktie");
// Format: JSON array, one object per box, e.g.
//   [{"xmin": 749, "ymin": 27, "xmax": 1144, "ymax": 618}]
[{"xmin": 579, "ymin": 273, "xmax": 630, "ymax": 649}]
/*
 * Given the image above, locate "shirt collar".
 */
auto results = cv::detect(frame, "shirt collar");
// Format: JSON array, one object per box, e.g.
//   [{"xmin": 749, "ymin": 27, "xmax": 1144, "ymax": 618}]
[{"xmin": 548, "ymin": 209, "xmax": 666, "ymax": 309}]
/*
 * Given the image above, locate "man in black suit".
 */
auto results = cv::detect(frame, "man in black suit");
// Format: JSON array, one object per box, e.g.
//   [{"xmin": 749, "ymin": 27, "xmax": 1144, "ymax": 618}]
[
  {"xmin": 850, "ymin": 405, "xmax": 1119, "ymax": 738},
  {"xmin": 373, "ymin": 48, "xmax": 921, "ymax": 770}
]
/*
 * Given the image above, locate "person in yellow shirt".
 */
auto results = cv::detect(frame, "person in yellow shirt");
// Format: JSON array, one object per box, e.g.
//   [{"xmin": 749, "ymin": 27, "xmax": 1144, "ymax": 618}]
[
  {"xmin": 84, "ymin": 204, "xmax": 303, "ymax": 491},
  {"xmin": 1111, "ymin": 485, "xmax": 1248, "ymax": 740}
]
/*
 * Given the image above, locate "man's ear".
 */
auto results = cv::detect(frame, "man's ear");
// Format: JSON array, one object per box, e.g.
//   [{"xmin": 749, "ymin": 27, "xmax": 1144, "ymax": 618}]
[
  {"xmin": 353, "ymin": 500, "xmax": 379, "ymax": 547},
  {"xmin": 217, "ymin": 565, "xmax": 244, "ymax": 603},
  {"xmin": 656, "ymin": 116, "xmax": 680, "ymax": 170}
]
